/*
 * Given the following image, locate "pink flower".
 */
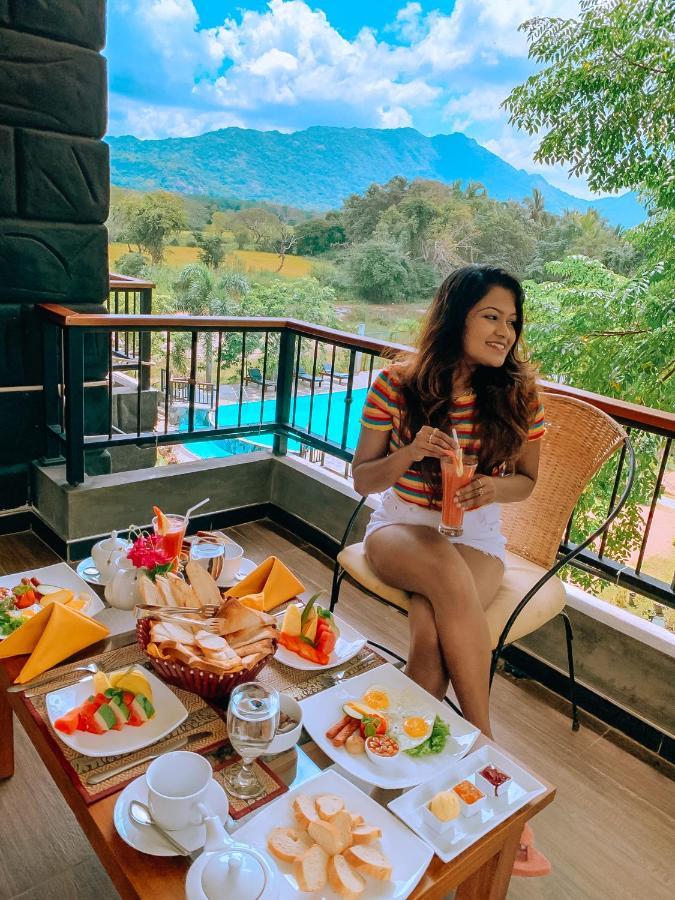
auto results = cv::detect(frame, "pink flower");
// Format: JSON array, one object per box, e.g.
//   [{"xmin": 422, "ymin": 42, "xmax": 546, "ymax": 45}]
[{"xmin": 127, "ymin": 534, "xmax": 173, "ymax": 572}]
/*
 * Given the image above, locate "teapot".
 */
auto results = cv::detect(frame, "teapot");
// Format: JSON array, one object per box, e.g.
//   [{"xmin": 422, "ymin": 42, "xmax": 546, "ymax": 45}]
[
  {"xmin": 91, "ymin": 530, "xmax": 129, "ymax": 582},
  {"xmin": 104, "ymin": 556, "xmax": 143, "ymax": 610},
  {"xmin": 185, "ymin": 805, "xmax": 278, "ymax": 900}
]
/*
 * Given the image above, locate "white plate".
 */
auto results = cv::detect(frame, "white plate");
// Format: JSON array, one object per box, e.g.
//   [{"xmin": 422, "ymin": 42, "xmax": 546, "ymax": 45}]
[
  {"xmin": 388, "ymin": 744, "xmax": 548, "ymax": 863},
  {"xmin": 76, "ymin": 557, "xmax": 109, "ymax": 587},
  {"xmin": 274, "ymin": 613, "xmax": 367, "ymax": 671},
  {"xmin": 217, "ymin": 558, "xmax": 256, "ymax": 587},
  {"xmin": 0, "ymin": 563, "xmax": 104, "ymax": 640},
  {"xmin": 300, "ymin": 664, "xmax": 480, "ymax": 790},
  {"xmin": 114, "ymin": 773, "xmax": 229, "ymax": 856},
  {"xmin": 45, "ymin": 667, "xmax": 188, "ymax": 757},
  {"xmin": 234, "ymin": 768, "xmax": 433, "ymax": 899}
]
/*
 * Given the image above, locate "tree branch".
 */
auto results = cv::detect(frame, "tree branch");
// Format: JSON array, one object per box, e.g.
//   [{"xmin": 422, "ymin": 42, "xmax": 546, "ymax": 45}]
[
  {"xmin": 588, "ymin": 329, "xmax": 649, "ymax": 336},
  {"xmin": 609, "ymin": 47, "xmax": 667, "ymax": 76}
]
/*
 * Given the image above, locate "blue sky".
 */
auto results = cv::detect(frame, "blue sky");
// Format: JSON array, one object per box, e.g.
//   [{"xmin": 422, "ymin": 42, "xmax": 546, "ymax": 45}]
[{"xmin": 106, "ymin": 1, "xmax": 596, "ymax": 197}]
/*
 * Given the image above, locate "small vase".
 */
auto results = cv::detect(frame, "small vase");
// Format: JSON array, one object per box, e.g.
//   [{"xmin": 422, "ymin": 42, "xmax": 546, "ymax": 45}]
[{"xmin": 105, "ymin": 559, "xmax": 145, "ymax": 610}]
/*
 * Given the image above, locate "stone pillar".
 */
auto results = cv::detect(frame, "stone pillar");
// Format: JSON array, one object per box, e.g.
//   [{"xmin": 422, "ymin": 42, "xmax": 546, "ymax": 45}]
[{"xmin": 0, "ymin": 1, "xmax": 109, "ymax": 510}]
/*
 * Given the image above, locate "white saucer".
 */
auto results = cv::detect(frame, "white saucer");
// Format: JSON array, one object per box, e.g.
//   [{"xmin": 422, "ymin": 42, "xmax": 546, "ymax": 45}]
[
  {"xmin": 113, "ymin": 774, "xmax": 230, "ymax": 857},
  {"xmin": 217, "ymin": 558, "xmax": 256, "ymax": 587},
  {"xmin": 76, "ymin": 557, "xmax": 109, "ymax": 587}
]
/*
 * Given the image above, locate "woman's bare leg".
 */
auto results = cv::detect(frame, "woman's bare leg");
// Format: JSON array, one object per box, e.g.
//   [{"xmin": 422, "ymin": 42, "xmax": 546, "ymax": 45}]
[
  {"xmin": 366, "ymin": 525, "xmax": 499, "ymax": 736},
  {"xmin": 406, "ymin": 593, "xmax": 448, "ymax": 699}
]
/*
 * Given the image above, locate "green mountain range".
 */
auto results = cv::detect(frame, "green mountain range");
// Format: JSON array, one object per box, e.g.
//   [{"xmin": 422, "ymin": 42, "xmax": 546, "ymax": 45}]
[{"xmin": 107, "ymin": 126, "xmax": 645, "ymax": 228}]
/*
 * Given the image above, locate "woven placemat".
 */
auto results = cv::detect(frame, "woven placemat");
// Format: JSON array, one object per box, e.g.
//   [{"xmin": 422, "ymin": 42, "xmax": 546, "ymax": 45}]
[
  {"xmin": 213, "ymin": 755, "xmax": 288, "ymax": 820},
  {"xmin": 257, "ymin": 646, "xmax": 386, "ymax": 701},
  {"xmin": 21, "ymin": 644, "xmax": 228, "ymax": 805}
]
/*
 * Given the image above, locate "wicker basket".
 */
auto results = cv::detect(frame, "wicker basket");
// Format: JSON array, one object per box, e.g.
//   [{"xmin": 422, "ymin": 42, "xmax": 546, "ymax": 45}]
[{"xmin": 136, "ymin": 618, "xmax": 275, "ymax": 702}]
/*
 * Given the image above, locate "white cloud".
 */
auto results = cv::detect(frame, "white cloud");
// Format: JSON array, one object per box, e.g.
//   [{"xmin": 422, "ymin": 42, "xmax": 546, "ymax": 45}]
[{"xmin": 109, "ymin": 95, "xmax": 246, "ymax": 139}]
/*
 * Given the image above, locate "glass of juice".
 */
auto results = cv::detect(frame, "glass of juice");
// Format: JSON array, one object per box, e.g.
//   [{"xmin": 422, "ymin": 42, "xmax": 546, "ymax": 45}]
[
  {"xmin": 152, "ymin": 513, "xmax": 187, "ymax": 562},
  {"xmin": 439, "ymin": 454, "xmax": 478, "ymax": 537}
]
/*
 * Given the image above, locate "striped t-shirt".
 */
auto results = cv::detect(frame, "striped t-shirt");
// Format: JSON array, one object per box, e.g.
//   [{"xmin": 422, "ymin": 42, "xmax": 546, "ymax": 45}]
[{"xmin": 360, "ymin": 368, "xmax": 546, "ymax": 508}]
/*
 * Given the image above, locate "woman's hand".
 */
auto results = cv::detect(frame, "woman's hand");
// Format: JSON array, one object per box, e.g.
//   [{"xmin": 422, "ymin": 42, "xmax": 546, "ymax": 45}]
[
  {"xmin": 455, "ymin": 475, "xmax": 498, "ymax": 510},
  {"xmin": 406, "ymin": 426, "xmax": 458, "ymax": 463}
]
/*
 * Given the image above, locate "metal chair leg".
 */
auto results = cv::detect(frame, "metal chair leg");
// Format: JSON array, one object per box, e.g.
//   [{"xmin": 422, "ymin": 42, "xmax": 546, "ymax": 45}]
[
  {"xmin": 561, "ymin": 611, "xmax": 580, "ymax": 731},
  {"xmin": 329, "ymin": 566, "xmax": 345, "ymax": 613}
]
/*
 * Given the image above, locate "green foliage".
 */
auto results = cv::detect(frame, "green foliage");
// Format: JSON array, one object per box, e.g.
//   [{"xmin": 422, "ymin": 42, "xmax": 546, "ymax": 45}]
[
  {"xmin": 114, "ymin": 251, "xmax": 149, "ymax": 277},
  {"xmin": 346, "ymin": 239, "xmax": 425, "ymax": 303},
  {"xmin": 293, "ymin": 218, "xmax": 346, "ymax": 255},
  {"xmin": 193, "ymin": 232, "xmax": 226, "ymax": 269},
  {"xmin": 121, "ymin": 192, "xmax": 188, "ymax": 264},
  {"xmin": 504, "ymin": 0, "xmax": 675, "ymax": 209}
]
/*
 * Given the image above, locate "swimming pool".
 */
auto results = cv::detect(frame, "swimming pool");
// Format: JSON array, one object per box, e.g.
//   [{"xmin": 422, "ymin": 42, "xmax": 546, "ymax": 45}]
[{"xmin": 181, "ymin": 388, "xmax": 370, "ymax": 459}]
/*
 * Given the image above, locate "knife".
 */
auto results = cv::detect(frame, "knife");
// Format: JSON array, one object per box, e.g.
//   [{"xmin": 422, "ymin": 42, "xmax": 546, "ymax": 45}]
[{"xmin": 85, "ymin": 730, "xmax": 214, "ymax": 785}]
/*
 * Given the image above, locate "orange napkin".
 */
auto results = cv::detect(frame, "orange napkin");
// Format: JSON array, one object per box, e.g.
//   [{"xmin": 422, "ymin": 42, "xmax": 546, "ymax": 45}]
[
  {"xmin": 0, "ymin": 602, "xmax": 109, "ymax": 684},
  {"xmin": 227, "ymin": 556, "xmax": 304, "ymax": 611}
]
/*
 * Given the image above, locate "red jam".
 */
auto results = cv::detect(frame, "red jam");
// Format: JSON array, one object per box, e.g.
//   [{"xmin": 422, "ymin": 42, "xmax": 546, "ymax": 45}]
[
  {"xmin": 479, "ymin": 765, "xmax": 511, "ymax": 797},
  {"xmin": 453, "ymin": 780, "xmax": 484, "ymax": 805},
  {"xmin": 366, "ymin": 735, "xmax": 399, "ymax": 758}
]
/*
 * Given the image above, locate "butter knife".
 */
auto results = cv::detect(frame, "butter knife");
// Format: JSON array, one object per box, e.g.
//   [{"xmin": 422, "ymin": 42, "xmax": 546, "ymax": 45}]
[{"xmin": 86, "ymin": 730, "xmax": 213, "ymax": 785}]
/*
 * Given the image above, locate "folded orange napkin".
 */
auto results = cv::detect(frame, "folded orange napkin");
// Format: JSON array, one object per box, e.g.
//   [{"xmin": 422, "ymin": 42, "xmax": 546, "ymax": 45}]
[
  {"xmin": 0, "ymin": 602, "xmax": 109, "ymax": 684},
  {"xmin": 227, "ymin": 556, "xmax": 304, "ymax": 611}
]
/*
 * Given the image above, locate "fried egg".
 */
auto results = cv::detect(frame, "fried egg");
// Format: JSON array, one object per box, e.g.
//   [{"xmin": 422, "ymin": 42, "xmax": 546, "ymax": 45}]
[
  {"xmin": 388, "ymin": 697, "xmax": 435, "ymax": 751},
  {"xmin": 360, "ymin": 684, "xmax": 391, "ymax": 711}
]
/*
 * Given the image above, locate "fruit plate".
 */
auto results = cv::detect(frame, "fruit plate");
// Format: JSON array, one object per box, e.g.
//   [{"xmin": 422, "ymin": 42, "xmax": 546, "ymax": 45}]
[
  {"xmin": 0, "ymin": 563, "xmax": 105, "ymax": 640},
  {"xmin": 45, "ymin": 667, "xmax": 188, "ymax": 757},
  {"xmin": 233, "ymin": 768, "xmax": 433, "ymax": 899},
  {"xmin": 274, "ymin": 613, "xmax": 367, "ymax": 671},
  {"xmin": 387, "ymin": 744, "xmax": 548, "ymax": 864},
  {"xmin": 300, "ymin": 664, "xmax": 480, "ymax": 790}
]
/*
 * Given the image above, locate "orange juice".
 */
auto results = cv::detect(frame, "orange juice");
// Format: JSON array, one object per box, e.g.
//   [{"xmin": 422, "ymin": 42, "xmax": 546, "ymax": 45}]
[
  {"xmin": 152, "ymin": 513, "xmax": 186, "ymax": 562},
  {"xmin": 439, "ymin": 454, "xmax": 478, "ymax": 536}
]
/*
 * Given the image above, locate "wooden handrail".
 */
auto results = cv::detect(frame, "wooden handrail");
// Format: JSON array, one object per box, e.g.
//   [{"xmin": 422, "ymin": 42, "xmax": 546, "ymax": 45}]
[
  {"xmin": 109, "ymin": 272, "xmax": 156, "ymax": 289},
  {"xmin": 36, "ymin": 304, "xmax": 674, "ymax": 433}
]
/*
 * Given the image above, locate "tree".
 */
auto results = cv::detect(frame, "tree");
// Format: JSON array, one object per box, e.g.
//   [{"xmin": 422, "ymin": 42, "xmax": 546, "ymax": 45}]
[
  {"xmin": 294, "ymin": 219, "xmax": 346, "ymax": 255},
  {"xmin": 193, "ymin": 232, "xmax": 226, "ymax": 269},
  {"xmin": 275, "ymin": 220, "xmax": 296, "ymax": 272},
  {"xmin": 122, "ymin": 192, "xmax": 187, "ymax": 264},
  {"xmin": 114, "ymin": 251, "xmax": 148, "ymax": 277},
  {"xmin": 503, "ymin": 0, "xmax": 675, "ymax": 209},
  {"xmin": 342, "ymin": 176, "xmax": 409, "ymax": 243},
  {"xmin": 346, "ymin": 239, "xmax": 417, "ymax": 303}
]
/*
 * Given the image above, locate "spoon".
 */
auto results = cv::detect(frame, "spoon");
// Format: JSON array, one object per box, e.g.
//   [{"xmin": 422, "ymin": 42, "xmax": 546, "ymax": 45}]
[
  {"xmin": 129, "ymin": 800, "xmax": 191, "ymax": 856},
  {"xmin": 7, "ymin": 662, "xmax": 101, "ymax": 693}
]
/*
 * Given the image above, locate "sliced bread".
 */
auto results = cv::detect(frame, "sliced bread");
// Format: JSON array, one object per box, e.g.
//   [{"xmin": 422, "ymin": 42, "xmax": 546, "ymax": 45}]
[
  {"xmin": 350, "ymin": 824, "xmax": 382, "ymax": 845},
  {"xmin": 267, "ymin": 827, "xmax": 312, "ymax": 863},
  {"xmin": 328, "ymin": 853, "xmax": 365, "ymax": 898},
  {"xmin": 292, "ymin": 793, "xmax": 319, "ymax": 830},
  {"xmin": 308, "ymin": 818, "xmax": 351, "ymax": 856},
  {"xmin": 344, "ymin": 844, "xmax": 392, "ymax": 881},
  {"xmin": 316, "ymin": 793, "xmax": 345, "ymax": 820},
  {"xmin": 294, "ymin": 844, "xmax": 328, "ymax": 892}
]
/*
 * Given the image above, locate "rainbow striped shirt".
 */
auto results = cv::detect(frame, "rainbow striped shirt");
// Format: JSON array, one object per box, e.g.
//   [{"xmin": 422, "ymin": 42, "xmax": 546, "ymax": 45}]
[{"xmin": 360, "ymin": 368, "xmax": 546, "ymax": 508}]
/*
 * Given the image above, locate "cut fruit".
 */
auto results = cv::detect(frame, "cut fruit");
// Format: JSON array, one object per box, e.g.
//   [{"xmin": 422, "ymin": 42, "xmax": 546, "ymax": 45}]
[
  {"xmin": 92, "ymin": 671, "xmax": 111, "ymax": 695},
  {"xmin": 280, "ymin": 603, "xmax": 303, "ymax": 637},
  {"xmin": 66, "ymin": 596, "xmax": 89, "ymax": 612},
  {"xmin": 110, "ymin": 669, "xmax": 153, "ymax": 702},
  {"xmin": 39, "ymin": 588, "xmax": 74, "ymax": 607},
  {"xmin": 34, "ymin": 584, "xmax": 66, "ymax": 596},
  {"xmin": 153, "ymin": 505, "xmax": 169, "ymax": 536}
]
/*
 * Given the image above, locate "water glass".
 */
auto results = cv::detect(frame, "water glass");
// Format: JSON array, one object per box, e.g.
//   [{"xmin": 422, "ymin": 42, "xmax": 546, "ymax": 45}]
[{"xmin": 223, "ymin": 682, "xmax": 280, "ymax": 799}]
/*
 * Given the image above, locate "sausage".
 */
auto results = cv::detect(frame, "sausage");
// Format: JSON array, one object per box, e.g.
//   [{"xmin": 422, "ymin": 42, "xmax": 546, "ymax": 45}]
[
  {"xmin": 325, "ymin": 714, "xmax": 351, "ymax": 740},
  {"xmin": 332, "ymin": 719, "xmax": 360, "ymax": 747}
]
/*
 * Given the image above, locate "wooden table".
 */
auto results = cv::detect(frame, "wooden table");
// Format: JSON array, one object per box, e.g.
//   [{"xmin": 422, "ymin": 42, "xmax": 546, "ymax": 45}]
[{"xmin": 1, "ymin": 632, "xmax": 555, "ymax": 900}]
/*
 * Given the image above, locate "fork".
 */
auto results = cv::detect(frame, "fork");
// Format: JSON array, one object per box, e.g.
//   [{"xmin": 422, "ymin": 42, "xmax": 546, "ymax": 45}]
[
  {"xmin": 7, "ymin": 662, "xmax": 101, "ymax": 694},
  {"xmin": 148, "ymin": 611, "xmax": 229, "ymax": 635},
  {"xmin": 318, "ymin": 652, "xmax": 378, "ymax": 687},
  {"xmin": 136, "ymin": 604, "xmax": 221, "ymax": 618}
]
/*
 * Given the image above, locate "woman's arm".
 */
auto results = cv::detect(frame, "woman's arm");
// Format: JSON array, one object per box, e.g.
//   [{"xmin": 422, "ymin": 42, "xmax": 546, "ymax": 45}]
[
  {"xmin": 352, "ymin": 425, "xmax": 457, "ymax": 496},
  {"xmin": 455, "ymin": 439, "xmax": 541, "ymax": 511}
]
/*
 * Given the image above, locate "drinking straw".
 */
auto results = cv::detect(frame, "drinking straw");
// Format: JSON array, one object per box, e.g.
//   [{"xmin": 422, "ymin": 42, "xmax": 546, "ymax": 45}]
[
  {"xmin": 185, "ymin": 497, "xmax": 210, "ymax": 529},
  {"xmin": 451, "ymin": 428, "xmax": 464, "ymax": 476}
]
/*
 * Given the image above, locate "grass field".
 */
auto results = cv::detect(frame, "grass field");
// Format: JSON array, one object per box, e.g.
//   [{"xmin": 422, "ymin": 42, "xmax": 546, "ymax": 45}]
[{"xmin": 108, "ymin": 244, "xmax": 314, "ymax": 278}]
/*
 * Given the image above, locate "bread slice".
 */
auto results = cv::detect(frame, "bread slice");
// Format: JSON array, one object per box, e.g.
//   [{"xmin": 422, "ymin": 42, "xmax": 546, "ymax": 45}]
[
  {"xmin": 344, "ymin": 844, "xmax": 392, "ymax": 881},
  {"xmin": 139, "ymin": 574, "xmax": 162, "ymax": 606},
  {"xmin": 154, "ymin": 575, "xmax": 176, "ymax": 607},
  {"xmin": 194, "ymin": 630, "xmax": 228, "ymax": 653},
  {"xmin": 294, "ymin": 844, "xmax": 328, "ymax": 892},
  {"xmin": 350, "ymin": 813, "xmax": 365, "ymax": 828},
  {"xmin": 150, "ymin": 620, "xmax": 196, "ymax": 645},
  {"xmin": 231, "ymin": 638, "xmax": 275, "ymax": 659},
  {"xmin": 351, "ymin": 824, "xmax": 382, "ymax": 845},
  {"xmin": 316, "ymin": 793, "xmax": 345, "ymax": 821},
  {"xmin": 330, "ymin": 810, "xmax": 353, "ymax": 851},
  {"xmin": 167, "ymin": 573, "xmax": 199, "ymax": 608},
  {"xmin": 185, "ymin": 560, "xmax": 223, "ymax": 608},
  {"xmin": 267, "ymin": 827, "xmax": 312, "ymax": 863},
  {"xmin": 328, "ymin": 854, "xmax": 365, "ymax": 898},
  {"xmin": 308, "ymin": 818, "xmax": 351, "ymax": 856},
  {"xmin": 293, "ymin": 794, "xmax": 319, "ymax": 830},
  {"xmin": 227, "ymin": 624, "xmax": 278, "ymax": 648}
]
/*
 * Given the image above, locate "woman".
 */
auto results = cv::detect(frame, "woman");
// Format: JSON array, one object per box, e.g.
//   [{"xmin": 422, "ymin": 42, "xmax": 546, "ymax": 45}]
[{"xmin": 352, "ymin": 265, "xmax": 545, "ymax": 740}]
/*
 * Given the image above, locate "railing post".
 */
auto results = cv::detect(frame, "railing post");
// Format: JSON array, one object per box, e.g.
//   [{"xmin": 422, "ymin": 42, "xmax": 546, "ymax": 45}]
[
  {"xmin": 274, "ymin": 327, "xmax": 297, "ymax": 456},
  {"xmin": 64, "ymin": 327, "xmax": 85, "ymax": 485},
  {"xmin": 139, "ymin": 287, "xmax": 152, "ymax": 390},
  {"xmin": 42, "ymin": 321, "xmax": 62, "ymax": 461}
]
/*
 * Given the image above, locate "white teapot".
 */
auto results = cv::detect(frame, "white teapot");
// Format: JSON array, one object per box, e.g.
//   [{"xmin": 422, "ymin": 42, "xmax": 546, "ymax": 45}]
[
  {"xmin": 186, "ymin": 805, "xmax": 278, "ymax": 900},
  {"xmin": 104, "ymin": 556, "xmax": 143, "ymax": 610},
  {"xmin": 91, "ymin": 530, "xmax": 129, "ymax": 582}
]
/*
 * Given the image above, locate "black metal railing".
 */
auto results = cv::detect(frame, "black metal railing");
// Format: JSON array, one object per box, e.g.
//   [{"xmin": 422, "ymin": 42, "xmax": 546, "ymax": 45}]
[{"xmin": 38, "ymin": 304, "xmax": 674, "ymax": 609}]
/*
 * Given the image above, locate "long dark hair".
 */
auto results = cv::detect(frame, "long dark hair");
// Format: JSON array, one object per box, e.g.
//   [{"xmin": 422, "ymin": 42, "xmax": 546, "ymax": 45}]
[{"xmin": 396, "ymin": 265, "xmax": 538, "ymax": 502}]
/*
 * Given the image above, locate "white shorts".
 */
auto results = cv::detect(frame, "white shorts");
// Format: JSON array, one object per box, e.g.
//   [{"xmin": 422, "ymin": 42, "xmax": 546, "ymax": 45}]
[{"xmin": 363, "ymin": 488, "xmax": 507, "ymax": 563}]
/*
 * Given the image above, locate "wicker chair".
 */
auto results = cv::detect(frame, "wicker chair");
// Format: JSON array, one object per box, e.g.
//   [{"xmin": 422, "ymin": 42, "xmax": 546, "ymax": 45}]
[{"xmin": 329, "ymin": 393, "xmax": 635, "ymax": 730}]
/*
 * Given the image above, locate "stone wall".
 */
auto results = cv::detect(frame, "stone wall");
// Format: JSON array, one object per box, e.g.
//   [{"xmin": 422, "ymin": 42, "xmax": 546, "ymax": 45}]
[{"xmin": 0, "ymin": 1, "xmax": 109, "ymax": 510}]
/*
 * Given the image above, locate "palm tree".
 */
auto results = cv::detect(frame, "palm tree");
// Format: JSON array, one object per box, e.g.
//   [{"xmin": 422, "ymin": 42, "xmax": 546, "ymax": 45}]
[
  {"xmin": 464, "ymin": 181, "xmax": 487, "ymax": 199},
  {"xmin": 525, "ymin": 188, "xmax": 546, "ymax": 224}
]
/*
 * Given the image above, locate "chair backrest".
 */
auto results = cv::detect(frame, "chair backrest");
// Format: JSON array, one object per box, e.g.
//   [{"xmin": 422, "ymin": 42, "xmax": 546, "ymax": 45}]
[
  {"xmin": 249, "ymin": 368, "xmax": 261, "ymax": 380},
  {"xmin": 501, "ymin": 393, "xmax": 628, "ymax": 569}
]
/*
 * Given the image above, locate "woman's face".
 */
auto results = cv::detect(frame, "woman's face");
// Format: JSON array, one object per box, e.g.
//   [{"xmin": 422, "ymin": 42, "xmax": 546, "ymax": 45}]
[{"xmin": 461, "ymin": 285, "xmax": 518, "ymax": 368}]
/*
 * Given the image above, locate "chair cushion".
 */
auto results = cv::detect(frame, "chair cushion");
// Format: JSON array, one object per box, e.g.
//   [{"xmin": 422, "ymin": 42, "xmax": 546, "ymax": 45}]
[{"xmin": 337, "ymin": 545, "xmax": 566, "ymax": 648}]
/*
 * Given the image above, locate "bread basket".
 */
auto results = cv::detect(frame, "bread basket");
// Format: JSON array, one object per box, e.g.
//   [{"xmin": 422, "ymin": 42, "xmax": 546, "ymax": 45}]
[{"xmin": 136, "ymin": 618, "xmax": 276, "ymax": 702}]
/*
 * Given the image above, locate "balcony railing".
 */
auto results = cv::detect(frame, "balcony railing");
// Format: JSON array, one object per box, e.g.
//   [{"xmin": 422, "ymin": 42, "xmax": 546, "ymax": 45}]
[{"xmin": 37, "ymin": 303, "xmax": 674, "ymax": 610}]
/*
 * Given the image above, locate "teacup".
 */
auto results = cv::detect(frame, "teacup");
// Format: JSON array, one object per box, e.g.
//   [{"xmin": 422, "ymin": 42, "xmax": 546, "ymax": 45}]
[
  {"xmin": 218, "ymin": 541, "xmax": 244, "ymax": 584},
  {"xmin": 146, "ymin": 750, "xmax": 216, "ymax": 831}
]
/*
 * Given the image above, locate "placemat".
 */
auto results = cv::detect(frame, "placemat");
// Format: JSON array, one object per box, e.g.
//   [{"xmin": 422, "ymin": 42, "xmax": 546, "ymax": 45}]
[
  {"xmin": 257, "ymin": 645, "xmax": 386, "ymax": 701},
  {"xmin": 212, "ymin": 755, "xmax": 289, "ymax": 820},
  {"xmin": 20, "ymin": 644, "xmax": 228, "ymax": 805}
]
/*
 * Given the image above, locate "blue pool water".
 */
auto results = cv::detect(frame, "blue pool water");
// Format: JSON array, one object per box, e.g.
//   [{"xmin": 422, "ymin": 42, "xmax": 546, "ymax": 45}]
[{"xmin": 181, "ymin": 388, "xmax": 369, "ymax": 459}]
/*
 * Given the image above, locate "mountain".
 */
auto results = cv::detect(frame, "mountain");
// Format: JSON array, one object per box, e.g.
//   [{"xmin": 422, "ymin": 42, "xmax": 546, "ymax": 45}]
[{"xmin": 106, "ymin": 126, "xmax": 646, "ymax": 228}]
